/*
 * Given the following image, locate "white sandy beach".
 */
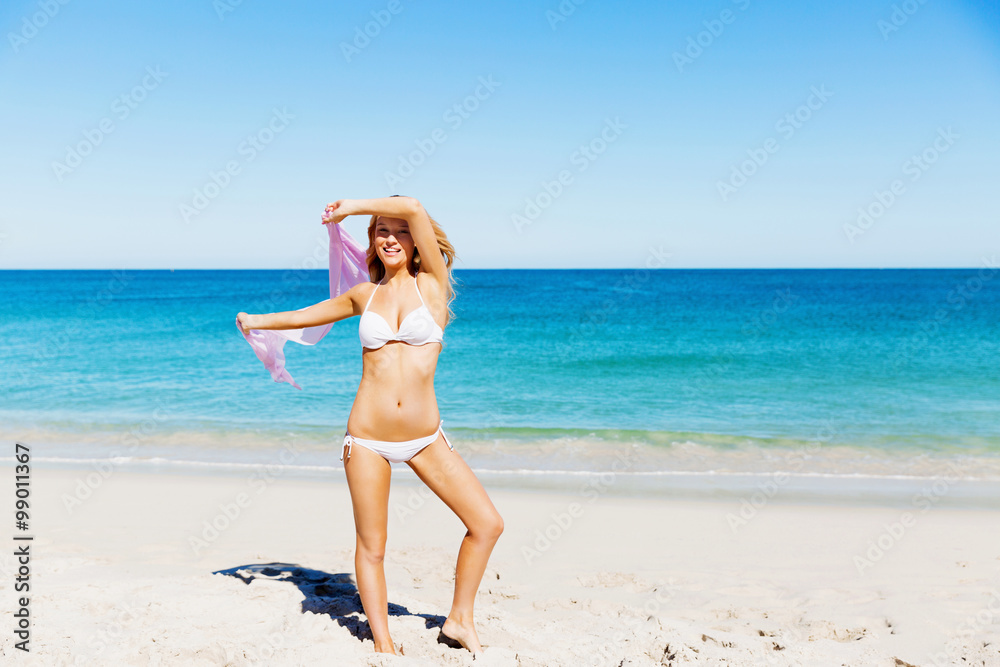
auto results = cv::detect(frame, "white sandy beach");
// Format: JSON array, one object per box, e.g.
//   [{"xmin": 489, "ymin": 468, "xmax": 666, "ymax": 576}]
[{"xmin": 1, "ymin": 465, "xmax": 998, "ymax": 666}]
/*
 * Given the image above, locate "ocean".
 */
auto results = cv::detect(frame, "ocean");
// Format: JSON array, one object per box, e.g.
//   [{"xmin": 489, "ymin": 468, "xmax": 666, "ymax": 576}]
[{"xmin": 2, "ymin": 268, "xmax": 999, "ymax": 503}]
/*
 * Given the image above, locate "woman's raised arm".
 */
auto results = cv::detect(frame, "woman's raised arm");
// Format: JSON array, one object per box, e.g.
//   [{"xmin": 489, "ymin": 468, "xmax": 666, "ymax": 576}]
[
  {"xmin": 323, "ymin": 197, "xmax": 449, "ymax": 282},
  {"xmin": 237, "ymin": 282, "xmax": 366, "ymax": 335}
]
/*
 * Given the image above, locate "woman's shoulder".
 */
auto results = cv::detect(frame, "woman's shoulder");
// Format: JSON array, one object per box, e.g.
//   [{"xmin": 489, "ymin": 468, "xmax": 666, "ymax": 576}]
[
  {"xmin": 415, "ymin": 269, "xmax": 449, "ymax": 319},
  {"xmin": 344, "ymin": 280, "xmax": 377, "ymax": 306},
  {"xmin": 416, "ymin": 269, "xmax": 447, "ymax": 295},
  {"xmin": 348, "ymin": 280, "xmax": 378, "ymax": 295}
]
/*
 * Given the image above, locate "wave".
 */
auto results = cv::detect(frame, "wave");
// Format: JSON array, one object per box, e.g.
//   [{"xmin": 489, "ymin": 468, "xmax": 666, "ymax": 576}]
[{"xmin": 4, "ymin": 423, "xmax": 1000, "ymax": 486}]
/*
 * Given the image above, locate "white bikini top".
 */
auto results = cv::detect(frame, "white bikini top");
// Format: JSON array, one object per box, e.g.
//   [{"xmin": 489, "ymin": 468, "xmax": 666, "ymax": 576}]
[{"xmin": 359, "ymin": 277, "xmax": 444, "ymax": 350}]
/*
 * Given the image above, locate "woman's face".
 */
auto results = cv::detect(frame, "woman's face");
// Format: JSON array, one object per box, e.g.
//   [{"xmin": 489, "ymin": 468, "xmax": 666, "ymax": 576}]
[{"xmin": 374, "ymin": 216, "xmax": 415, "ymax": 270}]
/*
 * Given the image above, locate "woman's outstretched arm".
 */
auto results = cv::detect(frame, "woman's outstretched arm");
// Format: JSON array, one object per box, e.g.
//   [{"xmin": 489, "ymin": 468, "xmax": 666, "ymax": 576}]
[
  {"xmin": 323, "ymin": 197, "xmax": 449, "ymax": 282},
  {"xmin": 236, "ymin": 282, "xmax": 367, "ymax": 335}
]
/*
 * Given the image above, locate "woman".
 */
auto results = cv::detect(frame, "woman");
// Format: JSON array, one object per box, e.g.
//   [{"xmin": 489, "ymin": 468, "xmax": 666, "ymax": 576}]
[{"xmin": 236, "ymin": 196, "xmax": 503, "ymax": 656}]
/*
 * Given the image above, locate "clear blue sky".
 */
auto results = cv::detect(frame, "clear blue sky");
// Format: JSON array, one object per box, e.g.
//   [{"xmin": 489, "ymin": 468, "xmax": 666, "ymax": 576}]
[{"xmin": 1, "ymin": 0, "xmax": 998, "ymax": 269}]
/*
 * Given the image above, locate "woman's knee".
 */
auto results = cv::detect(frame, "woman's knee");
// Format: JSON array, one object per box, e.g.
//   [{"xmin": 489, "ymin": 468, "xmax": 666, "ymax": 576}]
[
  {"xmin": 356, "ymin": 534, "xmax": 387, "ymax": 565},
  {"xmin": 474, "ymin": 510, "xmax": 504, "ymax": 542}
]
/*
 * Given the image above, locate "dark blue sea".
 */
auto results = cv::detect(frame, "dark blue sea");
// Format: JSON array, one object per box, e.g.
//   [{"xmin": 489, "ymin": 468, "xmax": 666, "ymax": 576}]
[{"xmin": 2, "ymin": 268, "xmax": 999, "ymax": 498}]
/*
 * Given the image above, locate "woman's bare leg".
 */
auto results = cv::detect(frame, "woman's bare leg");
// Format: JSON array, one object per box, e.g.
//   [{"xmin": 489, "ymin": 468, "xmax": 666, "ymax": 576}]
[
  {"xmin": 344, "ymin": 443, "xmax": 395, "ymax": 654},
  {"xmin": 407, "ymin": 436, "xmax": 504, "ymax": 653}
]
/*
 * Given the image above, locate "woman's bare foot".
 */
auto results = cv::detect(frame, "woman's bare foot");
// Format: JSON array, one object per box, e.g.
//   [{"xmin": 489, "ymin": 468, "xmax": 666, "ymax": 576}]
[
  {"xmin": 373, "ymin": 638, "xmax": 396, "ymax": 655},
  {"xmin": 440, "ymin": 617, "xmax": 482, "ymax": 654}
]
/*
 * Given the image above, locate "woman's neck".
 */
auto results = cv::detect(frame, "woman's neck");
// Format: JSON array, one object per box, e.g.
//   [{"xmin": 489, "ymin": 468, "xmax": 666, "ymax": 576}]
[{"xmin": 380, "ymin": 266, "xmax": 415, "ymax": 287}]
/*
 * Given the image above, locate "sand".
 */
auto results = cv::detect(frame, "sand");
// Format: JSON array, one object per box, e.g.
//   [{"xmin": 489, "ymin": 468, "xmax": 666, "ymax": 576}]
[{"xmin": 1, "ymin": 465, "xmax": 998, "ymax": 666}]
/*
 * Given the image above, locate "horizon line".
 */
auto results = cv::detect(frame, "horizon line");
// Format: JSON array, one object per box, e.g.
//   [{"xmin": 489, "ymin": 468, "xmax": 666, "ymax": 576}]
[{"xmin": 0, "ymin": 266, "xmax": 994, "ymax": 272}]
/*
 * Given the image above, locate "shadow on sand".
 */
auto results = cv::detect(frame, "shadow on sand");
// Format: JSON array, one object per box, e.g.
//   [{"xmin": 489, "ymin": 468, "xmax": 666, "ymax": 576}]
[{"xmin": 213, "ymin": 562, "xmax": 448, "ymax": 643}]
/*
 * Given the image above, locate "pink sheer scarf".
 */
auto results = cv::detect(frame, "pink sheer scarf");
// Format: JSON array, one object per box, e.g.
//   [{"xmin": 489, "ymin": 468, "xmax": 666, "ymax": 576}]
[{"xmin": 236, "ymin": 223, "xmax": 369, "ymax": 389}]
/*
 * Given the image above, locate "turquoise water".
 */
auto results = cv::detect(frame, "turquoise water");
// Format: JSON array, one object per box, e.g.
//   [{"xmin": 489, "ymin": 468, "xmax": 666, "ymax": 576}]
[{"xmin": 2, "ymin": 268, "xmax": 999, "ymax": 483}]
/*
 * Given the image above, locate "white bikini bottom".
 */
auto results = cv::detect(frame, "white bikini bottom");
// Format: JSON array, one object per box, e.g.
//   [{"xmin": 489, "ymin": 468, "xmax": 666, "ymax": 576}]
[{"xmin": 341, "ymin": 419, "xmax": 455, "ymax": 464}]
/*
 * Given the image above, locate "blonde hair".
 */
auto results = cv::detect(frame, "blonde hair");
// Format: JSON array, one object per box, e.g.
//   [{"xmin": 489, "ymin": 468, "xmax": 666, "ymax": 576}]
[{"xmin": 365, "ymin": 209, "xmax": 458, "ymax": 325}]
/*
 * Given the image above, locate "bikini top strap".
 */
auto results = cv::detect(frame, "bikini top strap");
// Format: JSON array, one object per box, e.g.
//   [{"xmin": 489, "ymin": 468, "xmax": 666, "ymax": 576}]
[
  {"xmin": 413, "ymin": 276, "xmax": 427, "ymax": 308},
  {"xmin": 362, "ymin": 280, "xmax": 382, "ymax": 315}
]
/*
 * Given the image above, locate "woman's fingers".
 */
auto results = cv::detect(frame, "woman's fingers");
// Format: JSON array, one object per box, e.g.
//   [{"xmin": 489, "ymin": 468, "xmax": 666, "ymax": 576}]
[{"xmin": 322, "ymin": 201, "xmax": 343, "ymax": 224}]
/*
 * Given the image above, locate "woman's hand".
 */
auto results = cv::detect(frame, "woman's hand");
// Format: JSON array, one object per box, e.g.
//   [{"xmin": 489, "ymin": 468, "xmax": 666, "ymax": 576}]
[
  {"xmin": 236, "ymin": 312, "xmax": 255, "ymax": 335},
  {"xmin": 322, "ymin": 199, "xmax": 352, "ymax": 225}
]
